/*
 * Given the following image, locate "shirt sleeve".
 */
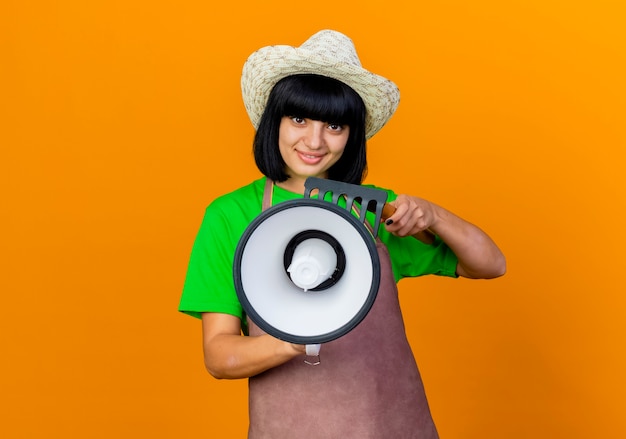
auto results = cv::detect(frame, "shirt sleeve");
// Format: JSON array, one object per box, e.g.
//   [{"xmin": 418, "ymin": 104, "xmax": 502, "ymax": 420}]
[
  {"xmin": 178, "ymin": 200, "xmax": 244, "ymax": 320},
  {"xmin": 384, "ymin": 232, "xmax": 459, "ymax": 281},
  {"xmin": 373, "ymin": 187, "xmax": 459, "ymax": 281}
]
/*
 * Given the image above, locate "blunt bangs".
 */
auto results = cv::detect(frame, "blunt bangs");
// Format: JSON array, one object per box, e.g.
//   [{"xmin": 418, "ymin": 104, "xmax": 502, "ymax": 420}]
[{"xmin": 275, "ymin": 74, "xmax": 364, "ymax": 127}]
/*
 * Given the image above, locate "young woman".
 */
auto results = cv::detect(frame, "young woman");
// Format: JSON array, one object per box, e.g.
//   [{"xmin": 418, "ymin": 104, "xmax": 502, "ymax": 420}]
[{"xmin": 180, "ymin": 30, "xmax": 506, "ymax": 438}]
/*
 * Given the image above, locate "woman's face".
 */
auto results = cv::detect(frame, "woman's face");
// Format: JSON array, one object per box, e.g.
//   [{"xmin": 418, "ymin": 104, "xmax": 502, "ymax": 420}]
[{"xmin": 277, "ymin": 116, "xmax": 350, "ymax": 193}]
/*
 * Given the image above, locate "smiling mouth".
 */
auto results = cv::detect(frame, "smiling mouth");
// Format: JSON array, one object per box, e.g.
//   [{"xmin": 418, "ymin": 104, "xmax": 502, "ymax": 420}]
[{"xmin": 297, "ymin": 151, "xmax": 324, "ymax": 164}]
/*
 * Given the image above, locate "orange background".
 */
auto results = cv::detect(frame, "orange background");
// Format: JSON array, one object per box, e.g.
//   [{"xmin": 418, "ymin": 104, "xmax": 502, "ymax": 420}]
[{"xmin": 2, "ymin": 1, "xmax": 625, "ymax": 437}]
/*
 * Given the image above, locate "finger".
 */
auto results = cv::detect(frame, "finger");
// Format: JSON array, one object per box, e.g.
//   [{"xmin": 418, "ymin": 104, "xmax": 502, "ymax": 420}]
[
  {"xmin": 386, "ymin": 200, "xmax": 410, "ymax": 225},
  {"xmin": 382, "ymin": 202, "xmax": 400, "ymax": 226}
]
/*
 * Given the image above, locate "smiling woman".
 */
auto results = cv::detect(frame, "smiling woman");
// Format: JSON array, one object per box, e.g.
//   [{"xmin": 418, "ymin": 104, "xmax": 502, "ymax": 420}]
[
  {"xmin": 254, "ymin": 73, "xmax": 367, "ymax": 191},
  {"xmin": 178, "ymin": 29, "xmax": 505, "ymax": 438}
]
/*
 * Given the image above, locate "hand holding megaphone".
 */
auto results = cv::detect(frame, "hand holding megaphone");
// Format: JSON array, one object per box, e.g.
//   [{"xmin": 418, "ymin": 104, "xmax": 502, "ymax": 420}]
[{"xmin": 380, "ymin": 203, "xmax": 436, "ymax": 245}]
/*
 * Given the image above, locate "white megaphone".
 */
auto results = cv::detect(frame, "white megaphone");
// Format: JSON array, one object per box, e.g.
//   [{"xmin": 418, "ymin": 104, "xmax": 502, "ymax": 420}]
[{"xmin": 233, "ymin": 178, "xmax": 391, "ymax": 363}]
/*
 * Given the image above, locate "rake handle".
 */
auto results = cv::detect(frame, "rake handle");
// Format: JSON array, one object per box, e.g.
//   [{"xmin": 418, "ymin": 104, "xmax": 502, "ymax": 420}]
[{"xmin": 381, "ymin": 203, "xmax": 437, "ymax": 245}]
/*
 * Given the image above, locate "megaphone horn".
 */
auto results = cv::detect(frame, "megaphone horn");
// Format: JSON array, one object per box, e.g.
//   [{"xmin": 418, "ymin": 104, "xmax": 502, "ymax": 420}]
[{"xmin": 234, "ymin": 178, "xmax": 394, "ymax": 363}]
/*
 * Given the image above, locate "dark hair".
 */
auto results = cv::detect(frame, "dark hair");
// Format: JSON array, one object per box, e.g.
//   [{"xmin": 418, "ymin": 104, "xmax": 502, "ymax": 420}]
[{"xmin": 253, "ymin": 74, "xmax": 367, "ymax": 184}]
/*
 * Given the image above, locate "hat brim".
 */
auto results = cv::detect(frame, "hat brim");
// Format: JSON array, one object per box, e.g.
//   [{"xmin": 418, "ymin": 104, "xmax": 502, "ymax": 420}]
[{"xmin": 241, "ymin": 45, "xmax": 400, "ymax": 139}]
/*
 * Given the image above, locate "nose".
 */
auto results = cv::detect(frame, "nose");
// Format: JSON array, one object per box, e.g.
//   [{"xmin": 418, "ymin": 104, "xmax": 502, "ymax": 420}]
[{"xmin": 304, "ymin": 121, "xmax": 326, "ymax": 150}]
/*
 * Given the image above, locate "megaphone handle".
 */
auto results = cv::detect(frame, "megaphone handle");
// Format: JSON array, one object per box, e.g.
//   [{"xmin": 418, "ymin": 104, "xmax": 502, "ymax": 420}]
[
  {"xmin": 381, "ymin": 204, "xmax": 437, "ymax": 245},
  {"xmin": 304, "ymin": 344, "xmax": 321, "ymax": 366}
]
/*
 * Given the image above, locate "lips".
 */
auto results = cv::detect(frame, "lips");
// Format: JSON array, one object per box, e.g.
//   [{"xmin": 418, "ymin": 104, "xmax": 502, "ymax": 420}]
[{"xmin": 297, "ymin": 151, "xmax": 324, "ymax": 165}]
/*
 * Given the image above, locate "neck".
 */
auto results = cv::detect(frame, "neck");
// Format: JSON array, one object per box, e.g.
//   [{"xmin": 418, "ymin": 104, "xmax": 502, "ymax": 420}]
[{"xmin": 274, "ymin": 177, "xmax": 307, "ymax": 195}]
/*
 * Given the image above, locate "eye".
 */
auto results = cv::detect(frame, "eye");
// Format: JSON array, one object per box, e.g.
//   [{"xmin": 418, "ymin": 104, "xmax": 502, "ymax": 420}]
[
  {"xmin": 290, "ymin": 116, "xmax": 306, "ymax": 124},
  {"xmin": 327, "ymin": 123, "xmax": 345, "ymax": 132}
]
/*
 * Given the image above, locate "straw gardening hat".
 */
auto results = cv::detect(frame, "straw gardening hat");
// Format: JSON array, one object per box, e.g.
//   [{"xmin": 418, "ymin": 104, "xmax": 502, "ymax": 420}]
[{"xmin": 241, "ymin": 30, "xmax": 400, "ymax": 139}]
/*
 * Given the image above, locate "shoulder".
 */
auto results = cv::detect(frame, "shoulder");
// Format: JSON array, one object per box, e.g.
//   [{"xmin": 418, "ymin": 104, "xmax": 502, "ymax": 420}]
[
  {"xmin": 208, "ymin": 177, "xmax": 265, "ymax": 212},
  {"xmin": 203, "ymin": 178, "xmax": 265, "ymax": 225},
  {"xmin": 196, "ymin": 177, "xmax": 265, "ymax": 240}
]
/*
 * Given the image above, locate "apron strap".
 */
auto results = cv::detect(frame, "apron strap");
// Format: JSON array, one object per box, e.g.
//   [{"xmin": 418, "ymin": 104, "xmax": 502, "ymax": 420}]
[{"xmin": 262, "ymin": 177, "xmax": 273, "ymax": 211}]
